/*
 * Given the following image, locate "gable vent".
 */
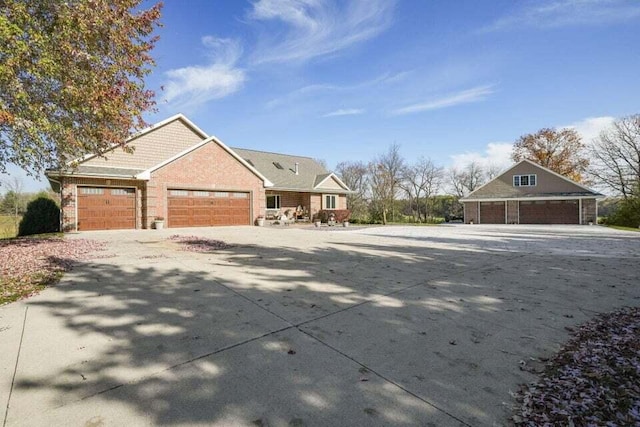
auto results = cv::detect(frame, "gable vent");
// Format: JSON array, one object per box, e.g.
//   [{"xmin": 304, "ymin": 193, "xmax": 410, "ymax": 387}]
[{"xmin": 273, "ymin": 162, "xmax": 284, "ymax": 170}]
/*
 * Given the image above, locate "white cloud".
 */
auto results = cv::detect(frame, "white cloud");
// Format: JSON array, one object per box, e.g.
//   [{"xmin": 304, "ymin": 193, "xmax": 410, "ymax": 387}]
[
  {"xmin": 391, "ymin": 85, "xmax": 495, "ymax": 115},
  {"xmin": 450, "ymin": 142, "xmax": 514, "ymax": 172},
  {"xmin": 248, "ymin": 0, "xmax": 395, "ymax": 64},
  {"xmin": 562, "ymin": 116, "xmax": 615, "ymax": 144},
  {"xmin": 481, "ymin": 0, "xmax": 640, "ymax": 32},
  {"xmin": 448, "ymin": 115, "xmax": 616, "ymax": 173},
  {"xmin": 322, "ymin": 108, "xmax": 364, "ymax": 117},
  {"xmin": 163, "ymin": 37, "xmax": 246, "ymax": 109}
]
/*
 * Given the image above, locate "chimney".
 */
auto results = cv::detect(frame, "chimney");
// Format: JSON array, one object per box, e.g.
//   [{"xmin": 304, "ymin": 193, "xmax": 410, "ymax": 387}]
[{"xmin": 294, "ymin": 162, "xmax": 299, "ymax": 175}]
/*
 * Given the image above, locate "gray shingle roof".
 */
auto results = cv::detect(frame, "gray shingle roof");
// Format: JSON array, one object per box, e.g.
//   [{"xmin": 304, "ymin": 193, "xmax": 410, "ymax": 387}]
[
  {"xmin": 232, "ymin": 148, "xmax": 348, "ymax": 192},
  {"xmin": 47, "ymin": 166, "xmax": 144, "ymax": 178}
]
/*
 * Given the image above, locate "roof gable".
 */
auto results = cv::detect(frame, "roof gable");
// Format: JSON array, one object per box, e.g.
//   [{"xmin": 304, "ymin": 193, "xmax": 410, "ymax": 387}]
[
  {"xmin": 75, "ymin": 114, "xmax": 208, "ymax": 170},
  {"xmin": 137, "ymin": 136, "xmax": 273, "ymax": 187},
  {"xmin": 462, "ymin": 159, "xmax": 602, "ymax": 200},
  {"xmin": 232, "ymin": 148, "xmax": 350, "ymax": 192}
]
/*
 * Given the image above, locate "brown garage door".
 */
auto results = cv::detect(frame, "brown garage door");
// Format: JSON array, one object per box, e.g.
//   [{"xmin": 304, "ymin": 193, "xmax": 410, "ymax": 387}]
[
  {"xmin": 480, "ymin": 202, "xmax": 505, "ymax": 224},
  {"xmin": 77, "ymin": 187, "xmax": 136, "ymax": 231},
  {"xmin": 167, "ymin": 189, "xmax": 250, "ymax": 227},
  {"xmin": 519, "ymin": 200, "xmax": 578, "ymax": 224}
]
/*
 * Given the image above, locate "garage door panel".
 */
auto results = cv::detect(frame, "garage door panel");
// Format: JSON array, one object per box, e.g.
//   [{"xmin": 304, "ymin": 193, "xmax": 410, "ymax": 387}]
[
  {"xmin": 77, "ymin": 187, "xmax": 135, "ymax": 231},
  {"xmin": 519, "ymin": 200, "xmax": 578, "ymax": 224},
  {"xmin": 480, "ymin": 202, "xmax": 505, "ymax": 224},
  {"xmin": 167, "ymin": 189, "xmax": 250, "ymax": 227}
]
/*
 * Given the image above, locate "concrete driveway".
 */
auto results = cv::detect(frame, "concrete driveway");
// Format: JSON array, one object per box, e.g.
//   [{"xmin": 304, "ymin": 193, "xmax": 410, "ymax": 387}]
[{"xmin": 1, "ymin": 224, "xmax": 639, "ymax": 426}]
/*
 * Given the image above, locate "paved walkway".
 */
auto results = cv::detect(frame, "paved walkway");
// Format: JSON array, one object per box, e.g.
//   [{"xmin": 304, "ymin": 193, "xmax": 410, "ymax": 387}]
[{"xmin": 1, "ymin": 224, "xmax": 639, "ymax": 426}]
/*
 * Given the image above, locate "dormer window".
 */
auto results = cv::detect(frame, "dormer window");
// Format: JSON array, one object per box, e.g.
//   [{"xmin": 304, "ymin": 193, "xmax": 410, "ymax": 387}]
[{"xmin": 513, "ymin": 174, "xmax": 536, "ymax": 187}]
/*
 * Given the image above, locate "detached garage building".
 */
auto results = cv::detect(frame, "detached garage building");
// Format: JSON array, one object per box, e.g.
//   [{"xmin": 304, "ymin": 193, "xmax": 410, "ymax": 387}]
[
  {"xmin": 46, "ymin": 114, "xmax": 349, "ymax": 231},
  {"xmin": 460, "ymin": 160, "xmax": 604, "ymax": 225}
]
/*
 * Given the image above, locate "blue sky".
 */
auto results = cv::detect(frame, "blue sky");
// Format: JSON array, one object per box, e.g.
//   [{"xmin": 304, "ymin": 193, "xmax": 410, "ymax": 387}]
[{"xmin": 4, "ymin": 0, "xmax": 640, "ymax": 193}]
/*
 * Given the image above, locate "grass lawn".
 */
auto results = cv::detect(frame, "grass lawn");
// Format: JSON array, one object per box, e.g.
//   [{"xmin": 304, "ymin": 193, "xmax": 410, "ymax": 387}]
[{"xmin": 0, "ymin": 215, "xmax": 20, "ymax": 239}]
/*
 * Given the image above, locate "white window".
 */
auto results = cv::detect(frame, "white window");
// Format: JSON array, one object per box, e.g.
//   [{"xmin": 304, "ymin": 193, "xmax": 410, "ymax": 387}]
[
  {"xmin": 111, "ymin": 188, "xmax": 134, "ymax": 196},
  {"xmin": 513, "ymin": 174, "xmax": 537, "ymax": 187},
  {"xmin": 266, "ymin": 195, "xmax": 280, "ymax": 209},
  {"xmin": 233, "ymin": 192, "xmax": 248, "ymax": 198},
  {"xmin": 214, "ymin": 192, "xmax": 229, "ymax": 198},
  {"xmin": 193, "ymin": 191, "xmax": 210, "ymax": 197},
  {"xmin": 324, "ymin": 194, "xmax": 337, "ymax": 210},
  {"xmin": 170, "ymin": 189, "xmax": 188, "ymax": 196},
  {"xmin": 81, "ymin": 187, "xmax": 104, "ymax": 195}
]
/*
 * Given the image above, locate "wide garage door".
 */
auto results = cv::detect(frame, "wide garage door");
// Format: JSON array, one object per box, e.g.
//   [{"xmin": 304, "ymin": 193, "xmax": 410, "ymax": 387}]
[
  {"xmin": 77, "ymin": 187, "xmax": 136, "ymax": 231},
  {"xmin": 519, "ymin": 200, "xmax": 578, "ymax": 224},
  {"xmin": 480, "ymin": 202, "xmax": 505, "ymax": 224},
  {"xmin": 167, "ymin": 189, "xmax": 251, "ymax": 227}
]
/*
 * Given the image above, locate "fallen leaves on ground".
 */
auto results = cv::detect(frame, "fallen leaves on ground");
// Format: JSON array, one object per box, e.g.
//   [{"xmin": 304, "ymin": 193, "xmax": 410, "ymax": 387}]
[
  {"xmin": 168, "ymin": 235, "xmax": 233, "ymax": 252},
  {"xmin": 0, "ymin": 237, "xmax": 105, "ymax": 305},
  {"xmin": 513, "ymin": 306, "xmax": 640, "ymax": 426}
]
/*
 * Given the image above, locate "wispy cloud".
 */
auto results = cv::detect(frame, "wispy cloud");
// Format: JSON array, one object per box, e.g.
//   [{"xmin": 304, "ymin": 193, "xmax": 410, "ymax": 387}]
[
  {"xmin": 248, "ymin": 0, "xmax": 395, "ymax": 64},
  {"xmin": 163, "ymin": 37, "xmax": 246, "ymax": 109},
  {"xmin": 391, "ymin": 85, "xmax": 495, "ymax": 116},
  {"xmin": 481, "ymin": 0, "xmax": 640, "ymax": 32},
  {"xmin": 266, "ymin": 71, "xmax": 409, "ymax": 109},
  {"xmin": 323, "ymin": 108, "xmax": 364, "ymax": 117}
]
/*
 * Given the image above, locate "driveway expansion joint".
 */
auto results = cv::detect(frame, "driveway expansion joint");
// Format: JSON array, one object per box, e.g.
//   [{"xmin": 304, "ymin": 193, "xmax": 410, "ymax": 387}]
[
  {"xmin": 3, "ymin": 306, "xmax": 28, "ymax": 427},
  {"xmin": 297, "ymin": 327, "xmax": 474, "ymax": 427}
]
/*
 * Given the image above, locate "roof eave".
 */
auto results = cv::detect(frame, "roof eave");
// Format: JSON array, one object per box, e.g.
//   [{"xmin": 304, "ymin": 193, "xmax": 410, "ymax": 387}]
[{"xmin": 460, "ymin": 194, "xmax": 606, "ymax": 202}]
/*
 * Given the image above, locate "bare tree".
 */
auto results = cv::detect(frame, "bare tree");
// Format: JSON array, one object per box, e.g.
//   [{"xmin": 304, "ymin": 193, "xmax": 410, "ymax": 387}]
[
  {"xmin": 485, "ymin": 163, "xmax": 502, "ymax": 180},
  {"xmin": 0, "ymin": 176, "xmax": 25, "ymax": 235},
  {"xmin": 335, "ymin": 161, "xmax": 369, "ymax": 220},
  {"xmin": 368, "ymin": 143, "xmax": 405, "ymax": 224},
  {"xmin": 589, "ymin": 114, "xmax": 640, "ymax": 199},
  {"xmin": 314, "ymin": 158, "xmax": 329, "ymax": 171},
  {"xmin": 449, "ymin": 162, "xmax": 485, "ymax": 197},
  {"xmin": 401, "ymin": 157, "xmax": 443, "ymax": 221}
]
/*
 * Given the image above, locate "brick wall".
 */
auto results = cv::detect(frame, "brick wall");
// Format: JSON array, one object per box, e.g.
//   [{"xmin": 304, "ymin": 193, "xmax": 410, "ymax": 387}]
[
  {"xmin": 463, "ymin": 202, "xmax": 478, "ymax": 224},
  {"xmin": 266, "ymin": 191, "xmax": 347, "ymax": 218},
  {"xmin": 506, "ymin": 200, "xmax": 519, "ymax": 224},
  {"xmin": 582, "ymin": 198, "xmax": 597, "ymax": 224},
  {"xmin": 150, "ymin": 141, "xmax": 266, "ymax": 228}
]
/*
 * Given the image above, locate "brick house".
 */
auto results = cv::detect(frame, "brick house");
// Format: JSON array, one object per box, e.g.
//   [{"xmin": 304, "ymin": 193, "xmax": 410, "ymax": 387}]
[
  {"xmin": 45, "ymin": 114, "xmax": 349, "ymax": 231},
  {"xmin": 459, "ymin": 159, "xmax": 604, "ymax": 225}
]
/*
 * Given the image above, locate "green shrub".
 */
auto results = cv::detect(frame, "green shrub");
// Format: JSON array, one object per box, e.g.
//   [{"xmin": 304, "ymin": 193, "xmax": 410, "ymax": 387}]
[
  {"xmin": 607, "ymin": 197, "xmax": 640, "ymax": 228},
  {"xmin": 18, "ymin": 197, "xmax": 60, "ymax": 236}
]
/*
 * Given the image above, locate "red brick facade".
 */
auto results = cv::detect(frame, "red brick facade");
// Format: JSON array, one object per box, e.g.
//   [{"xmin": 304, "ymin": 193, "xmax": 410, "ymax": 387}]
[
  {"xmin": 148, "ymin": 141, "xmax": 265, "ymax": 228},
  {"xmin": 266, "ymin": 190, "xmax": 347, "ymax": 219}
]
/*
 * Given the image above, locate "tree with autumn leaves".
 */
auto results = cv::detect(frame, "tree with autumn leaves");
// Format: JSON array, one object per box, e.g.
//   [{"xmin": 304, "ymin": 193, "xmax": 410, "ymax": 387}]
[
  {"xmin": 511, "ymin": 128, "xmax": 589, "ymax": 183},
  {"xmin": 0, "ymin": 0, "xmax": 162, "ymax": 175}
]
